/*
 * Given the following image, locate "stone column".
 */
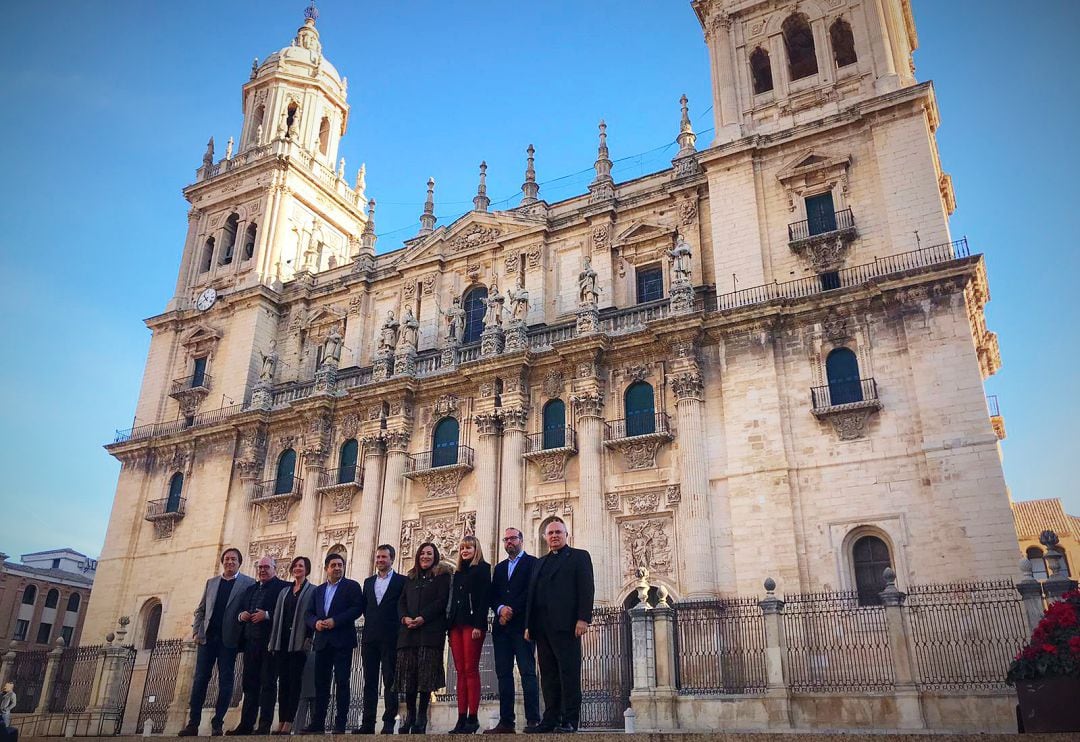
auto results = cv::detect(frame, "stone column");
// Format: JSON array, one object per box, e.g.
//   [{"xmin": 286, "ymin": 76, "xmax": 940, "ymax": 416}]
[
  {"xmin": 355, "ymin": 437, "xmax": 386, "ymax": 564},
  {"xmin": 498, "ymin": 408, "xmax": 527, "ymax": 539},
  {"xmin": 703, "ymin": 12, "xmax": 741, "ymax": 142},
  {"xmin": 377, "ymin": 430, "xmax": 411, "ymax": 551},
  {"xmin": 295, "ymin": 454, "xmax": 324, "ymax": 561},
  {"xmin": 868, "ymin": 0, "xmax": 899, "ymax": 87},
  {"xmin": 811, "ymin": 18, "xmax": 833, "ymax": 86},
  {"xmin": 878, "ymin": 570, "xmax": 925, "ymax": 729},
  {"xmin": 571, "ymin": 390, "xmax": 611, "ymax": 603},
  {"xmin": 473, "ymin": 414, "xmax": 502, "ymax": 560},
  {"xmin": 1015, "ymin": 560, "xmax": 1046, "ymax": 636},
  {"xmin": 165, "ymin": 642, "xmax": 200, "ymax": 734},
  {"xmin": 629, "ymin": 604, "xmax": 655, "ymax": 693},
  {"xmin": 758, "ymin": 579, "xmax": 792, "ymax": 729},
  {"xmin": 671, "ymin": 370, "xmax": 717, "ymax": 598},
  {"xmin": 35, "ymin": 639, "xmax": 65, "ymax": 714}
]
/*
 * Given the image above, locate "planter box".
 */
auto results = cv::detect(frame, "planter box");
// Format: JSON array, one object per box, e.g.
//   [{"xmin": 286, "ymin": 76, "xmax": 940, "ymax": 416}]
[{"xmin": 1015, "ymin": 676, "xmax": 1080, "ymax": 732}]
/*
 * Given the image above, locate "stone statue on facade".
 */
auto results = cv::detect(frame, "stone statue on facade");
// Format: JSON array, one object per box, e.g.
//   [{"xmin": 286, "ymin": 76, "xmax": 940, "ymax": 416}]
[
  {"xmin": 509, "ymin": 281, "xmax": 529, "ymax": 324},
  {"xmin": 441, "ymin": 296, "xmax": 466, "ymax": 344},
  {"xmin": 579, "ymin": 256, "xmax": 599, "ymax": 306},
  {"xmin": 484, "ymin": 283, "xmax": 505, "ymax": 328},
  {"xmin": 668, "ymin": 234, "xmax": 693, "ymax": 285},
  {"xmin": 322, "ymin": 325, "xmax": 343, "ymax": 365},
  {"xmin": 378, "ymin": 310, "xmax": 399, "ymax": 354},
  {"xmin": 398, "ymin": 306, "xmax": 419, "ymax": 350},
  {"xmin": 259, "ymin": 340, "xmax": 278, "ymax": 382}
]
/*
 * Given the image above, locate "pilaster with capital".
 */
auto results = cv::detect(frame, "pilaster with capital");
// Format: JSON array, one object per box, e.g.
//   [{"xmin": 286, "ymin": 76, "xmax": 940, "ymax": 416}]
[
  {"xmin": 355, "ymin": 436, "xmax": 386, "ymax": 567},
  {"xmin": 498, "ymin": 407, "xmax": 528, "ymax": 542},
  {"xmin": 703, "ymin": 10, "xmax": 741, "ymax": 142},
  {"xmin": 377, "ymin": 429, "xmax": 411, "ymax": 550},
  {"xmin": 571, "ymin": 388, "xmax": 611, "ymax": 602},
  {"xmin": 473, "ymin": 412, "xmax": 502, "ymax": 558}
]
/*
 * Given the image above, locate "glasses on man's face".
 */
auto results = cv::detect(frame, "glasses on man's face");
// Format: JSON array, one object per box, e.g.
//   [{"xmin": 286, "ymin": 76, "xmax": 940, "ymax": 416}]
[{"xmin": 502, "ymin": 536, "xmax": 521, "ymax": 542}]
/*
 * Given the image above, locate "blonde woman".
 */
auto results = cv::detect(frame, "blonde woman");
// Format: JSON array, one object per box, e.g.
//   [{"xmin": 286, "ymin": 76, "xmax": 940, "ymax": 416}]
[
  {"xmin": 0, "ymin": 682, "xmax": 15, "ymax": 729},
  {"xmin": 446, "ymin": 535, "xmax": 491, "ymax": 734}
]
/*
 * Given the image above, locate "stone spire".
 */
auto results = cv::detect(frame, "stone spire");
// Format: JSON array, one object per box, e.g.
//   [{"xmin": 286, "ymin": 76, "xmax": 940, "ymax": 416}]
[
  {"xmin": 202, "ymin": 137, "xmax": 215, "ymax": 168},
  {"xmin": 589, "ymin": 120, "xmax": 615, "ymax": 202},
  {"xmin": 361, "ymin": 199, "xmax": 377, "ymax": 252},
  {"xmin": 355, "ymin": 163, "xmax": 367, "ymax": 203},
  {"xmin": 676, "ymin": 94, "xmax": 697, "ymax": 158},
  {"xmin": 419, "ymin": 178, "xmax": 437, "ymax": 235},
  {"xmin": 520, "ymin": 144, "xmax": 539, "ymax": 205},
  {"xmin": 473, "ymin": 161, "xmax": 490, "ymax": 212},
  {"xmin": 295, "ymin": 1, "xmax": 322, "ymax": 55}
]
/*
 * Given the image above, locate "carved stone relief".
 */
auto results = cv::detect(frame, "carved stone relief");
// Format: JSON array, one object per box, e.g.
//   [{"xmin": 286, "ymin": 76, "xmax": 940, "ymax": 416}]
[
  {"xmin": 543, "ymin": 370, "xmax": 565, "ymax": 399},
  {"xmin": 400, "ymin": 511, "xmax": 477, "ymax": 559},
  {"xmin": 622, "ymin": 517, "xmax": 673, "ymax": 578}
]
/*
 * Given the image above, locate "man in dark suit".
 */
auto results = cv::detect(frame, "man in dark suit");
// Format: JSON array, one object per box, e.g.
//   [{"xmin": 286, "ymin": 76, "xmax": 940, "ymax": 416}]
[
  {"xmin": 524, "ymin": 517, "xmax": 594, "ymax": 734},
  {"xmin": 179, "ymin": 548, "xmax": 256, "ymax": 737},
  {"xmin": 485, "ymin": 528, "xmax": 541, "ymax": 734},
  {"xmin": 356, "ymin": 544, "xmax": 407, "ymax": 734},
  {"xmin": 229, "ymin": 556, "xmax": 289, "ymax": 735},
  {"xmin": 304, "ymin": 552, "xmax": 364, "ymax": 734}
]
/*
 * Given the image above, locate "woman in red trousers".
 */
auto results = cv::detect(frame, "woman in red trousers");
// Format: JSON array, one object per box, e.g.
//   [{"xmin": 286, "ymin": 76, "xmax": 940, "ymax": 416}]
[{"xmin": 446, "ymin": 535, "xmax": 491, "ymax": 734}]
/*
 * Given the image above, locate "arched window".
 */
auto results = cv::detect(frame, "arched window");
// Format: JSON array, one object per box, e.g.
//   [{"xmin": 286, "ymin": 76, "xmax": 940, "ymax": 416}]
[
  {"xmin": 251, "ymin": 104, "xmax": 265, "ymax": 144},
  {"xmin": 462, "ymin": 287, "xmax": 487, "ymax": 344},
  {"xmin": 338, "ymin": 439, "xmax": 359, "ymax": 484},
  {"xmin": 242, "ymin": 223, "xmax": 257, "ymax": 261},
  {"xmin": 380, "ymin": 401, "xmax": 390, "ymax": 430},
  {"xmin": 22, "ymin": 585, "xmax": 37, "ymax": 605},
  {"xmin": 200, "ymin": 237, "xmax": 215, "ymax": 273},
  {"xmin": 274, "ymin": 448, "xmax": 297, "ymax": 495},
  {"xmin": 166, "ymin": 473, "xmax": 184, "ymax": 513},
  {"xmin": 45, "ymin": 589, "xmax": 59, "ymax": 609},
  {"xmin": 750, "ymin": 47, "xmax": 774, "ymax": 94},
  {"xmin": 1026, "ymin": 546, "xmax": 1049, "ymax": 581},
  {"xmin": 285, "ymin": 103, "xmax": 299, "ymax": 137},
  {"xmin": 830, "ymin": 18, "xmax": 858, "ymax": 68},
  {"xmin": 542, "ymin": 399, "xmax": 567, "ymax": 449},
  {"xmin": 141, "ymin": 600, "xmax": 162, "ymax": 650},
  {"xmin": 220, "ymin": 213, "xmax": 239, "ymax": 265},
  {"xmin": 431, "ymin": 417, "xmax": 460, "ymax": 467},
  {"xmin": 318, "ymin": 117, "xmax": 331, "ymax": 156},
  {"xmin": 624, "ymin": 381, "xmax": 656, "ymax": 437},
  {"xmin": 66, "ymin": 593, "xmax": 81, "ymax": 613},
  {"xmin": 852, "ymin": 534, "xmax": 892, "ymax": 606},
  {"xmin": 783, "ymin": 14, "xmax": 818, "ymax": 81},
  {"xmin": 826, "ymin": 347, "xmax": 863, "ymax": 405}
]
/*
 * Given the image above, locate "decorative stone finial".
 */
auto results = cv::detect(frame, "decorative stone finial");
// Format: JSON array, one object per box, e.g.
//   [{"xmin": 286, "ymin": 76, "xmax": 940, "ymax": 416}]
[
  {"xmin": 763, "ymin": 577, "xmax": 776, "ymax": 594},
  {"xmin": 361, "ymin": 198, "xmax": 377, "ymax": 252},
  {"xmin": 338, "ymin": 158, "xmax": 346, "ymax": 179},
  {"xmin": 1019, "ymin": 557, "xmax": 1034, "ymax": 580},
  {"xmin": 304, "ymin": 1, "xmax": 319, "ymax": 22},
  {"xmin": 1039, "ymin": 530, "xmax": 1060, "ymax": 549},
  {"xmin": 225, "ymin": 136, "xmax": 234, "ymax": 160},
  {"xmin": 250, "ymin": 57, "xmax": 259, "ymax": 79},
  {"xmin": 589, "ymin": 120, "xmax": 614, "ymax": 201},
  {"xmin": 878, "ymin": 567, "xmax": 905, "ymax": 606},
  {"xmin": 355, "ymin": 163, "xmax": 367, "ymax": 202},
  {"xmin": 473, "ymin": 161, "xmax": 490, "ymax": 212},
  {"xmin": 419, "ymin": 177, "xmax": 437, "ymax": 235},
  {"xmin": 676, "ymin": 94, "xmax": 697, "ymax": 158},
  {"xmin": 202, "ymin": 137, "xmax": 215, "ymax": 168},
  {"xmin": 521, "ymin": 144, "xmax": 539, "ymax": 205}
]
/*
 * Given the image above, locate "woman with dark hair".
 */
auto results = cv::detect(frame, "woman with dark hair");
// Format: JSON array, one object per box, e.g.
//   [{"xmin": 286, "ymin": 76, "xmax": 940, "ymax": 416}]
[
  {"xmin": 446, "ymin": 535, "xmax": 491, "ymax": 734},
  {"xmin": 395, "ymin": 542, "xmax": 452, "ymax": 734},
  {"xmin": 268, "ymin": 556, "xmax": 314, "ymax": 735}
]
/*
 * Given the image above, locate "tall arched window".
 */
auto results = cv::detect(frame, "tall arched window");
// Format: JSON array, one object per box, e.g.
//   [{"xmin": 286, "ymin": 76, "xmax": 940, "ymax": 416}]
[
  {"xmin": 852, "ymin": 535, "xmax": 892, "ymax": 605},
  {"xmin": 66, "ymin": 594, "xmax": 81, "ymax": 613},
  {"xmin": 830, "ymin": 18, "xmax": 858, "ymax": 68},
  {"xmin": 285, "ymin": 103, "xmax": 299, "ymax": 137},
  {"xmin": 22, "ymin": 585, "xmax": 37, "ymax": 605},
  {"xmin": 242, "ymin": 223, "xmax": 257, "ymax": 261},
  {"xmin": 624, "ymin": 382, "xmax": 656, "ymax": 437},
  {"xmin": 432, "ymin": 417, "xmax": 460, "ymax": 467},
  {"xmin": 166, "ymin": 473, "xmax": 184, "ymax": 513},
  {"xmin": 200, "ymin": 237, "xmax": 215, "ymax": 273},
  {"xmin": 783, "ymin": 14, "xmax": 818, "ymax": 81},
  {"xmin": 220, "ymin": 213, "xmax": 239, "ymax": 265},
  {"xmin": 749, "ymin": 47, "xmax": 774, "ymax": 94},
  {"xmin": 318, "ymin": 117, "xmax": 331, "ymax": 156},
  {"xmin": 338, "ymin": 439, "xmax": 359, "ymax": 484},
  {"xmin": 250, "ymin": 104, "xmax": 265, "ymax": 144},
  {"xmin": 1026, "ymin": 546, "xmax": 1049, "ymax": 581},
  {"xmin": 826, "ymin": 347, "xmax": 862, "ymax": 405},
  {"xmin": 143, "ymin": 603, "xmax": 162, "ymax": 650},
  {"xmin": 274, "ymin": 448, "xmax": 297, "ymax": 495},
  {"xmin": 462, "ymin": 287, "xmax": 487, "ymax": 344},
  {"xmin": 45, "ymin": 589, "xmax": 59, "ymax": 609},
  {"xmin": 542, "ymin": 399, "xmax": 567, "ymax": 449}
]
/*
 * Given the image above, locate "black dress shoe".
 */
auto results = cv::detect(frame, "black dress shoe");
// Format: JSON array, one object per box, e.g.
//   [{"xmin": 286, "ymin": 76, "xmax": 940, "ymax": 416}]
[
  {"xmin": 211, "ymin": 728, "xmax": 225, "ymax": 738},
  {"xmin": 522, "ymin": 724, "xmax": 554, "ymax": 734},
  {"xmin": 556, "ymin": 724, "xmax": 576, "ymax": 734},
  {"xmin": 353, "ymin": 725, "xmax": 376, "ymax": 735},
  {"xmin": 483, "ymin": 722, "xmax": 515, "ymax": 734},
  {"xmin": 380, "ymin": 723, "xmax": 397, "ymax": 735},
  {"xmin": 301, "ymin": 726, "xmax": 326, "ymax": 734},
  {"xmin": 226, "ymin": 728, "xmax": 253, "ymax": 736},
  {"xmin": 178, "ymin": 724, "xmax": 200, "ymax": 737}
]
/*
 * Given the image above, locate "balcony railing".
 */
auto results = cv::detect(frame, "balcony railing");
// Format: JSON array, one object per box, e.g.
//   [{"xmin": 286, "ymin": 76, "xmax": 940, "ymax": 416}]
[
  {"xmin": 524, "ymin": 426, "xmax": 578, "ymax": 453},
  {"xmin": 405, "ymin": 445, "xmax": 475, "ymax": 473},
  {"xmin": 788, "ymin": 208, "xmax": 855, "ymax": 243},
  {"xmin": 717, "ymin": 239, "xmax": 970, "ymax": 311},
  {"xmin": 145, "ymin": 497, "xmax": 186, "ymax": 520},
  {"xmin": 604, "ymin": 413, "xmax": 671, "ymax": 441},
  {"xmin": 317, "ymin": 465, "xmax": 362, "ymax": 489},
  {"xmin": 811, "ymin": 379, "xmax": 880, "ymax": 410},
  {"xmin": 170, "ymin": 374, "xmax": 212, "ymax": 394},
  {"xmin": 253, "ymin": 475, "xmax": 303, "ymax": 501},
  {"xmin": 112, "ymin": 403, "xmax": 244, "ymax": 444}
]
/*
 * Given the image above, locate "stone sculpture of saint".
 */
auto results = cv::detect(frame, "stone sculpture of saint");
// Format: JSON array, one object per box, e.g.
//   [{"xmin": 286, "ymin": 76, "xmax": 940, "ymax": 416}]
[
  {"xmin": 323, "ymin": 325, "xmax": 343, "ymax": 364},
  {"xmin": 442, "ymin": 296, "xmax": 466, "ymax": 343},
  {"xmin": 259, "ymin": 340, "xmax": 278, "ymax": 382},
  {"xmin": 579, "ymin": 256, "xmax": 599, "ymax": 306},
  {"xmin": 484, "ymin": 283, "xmax": 505, "ymax": 328},
  {"xmin": 509, "ymin": 283, "xmax": 529, "ymax": 323},
  {"xmin": 399, "ymin": 307, "xmax": 419, "ymax": 350},
  {"xmin": 378, "ymin": 310, "xmax": 399, "ymax": 354},
  {"xmin": 668, "ymin": 235, "xmax": 693, "ymax": 285}
]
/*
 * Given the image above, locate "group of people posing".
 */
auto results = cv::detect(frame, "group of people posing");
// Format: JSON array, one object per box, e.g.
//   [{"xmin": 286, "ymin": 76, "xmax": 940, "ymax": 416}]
[{"xmin": 178, "ymin": 517, "xmax": 594, "ymax": 737}]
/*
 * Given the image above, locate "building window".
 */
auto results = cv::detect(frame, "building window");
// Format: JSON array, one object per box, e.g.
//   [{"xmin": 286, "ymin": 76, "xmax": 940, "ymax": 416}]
[
  {"xmin": 783, "ymin": 14, "xmax": 818, "ymax": 81},
  {"xmin": 318, "ymin": 117, "xmax": 331, "ymax": 156},
  {"xmin": 191, "ymin": 356, "xmax": 208, "ymax": 388},
  {"xmin": 250, "ymin": 104, "xmax": 265, "ymax": 144},
  {"xmin": 432, "ymin": 417, "xmax": 460, "ymax": 468},
  {"xmin": 749, "ymin": 47, "xmax": 774, "ymax": 94},
  {"xmin": 830, "ymin": 18, "xmax": 858, "ymax": 68},
  {"xmin": 67, "ymin": 593, "xmax": 81, "ymax": 613},
  {"xmin": 1027, "ymin": 546, "xmax": 1049, "ymax": 581},
  {"xmin": 636, "ymin": 264, "xmax": 664, "ymax": 304},
  {"xmin": 167, "ymin": 472, "xmax": 184, "ymax": 513},
  {"xmin": 143, "ymin": 603, "xmax": 162, "ymax": 650},
  {"xmin": 36, "ymin": 622, "xmax": 53, "ymax": 645},
  {"xmin": 852, "ymin": 534, "xmax": 892, "ymax": 606},
  {"xmin": 542, "ymin": 399, "xmax": 566, "ymax": 449},
  {"xmin": 805, "ymin": 191, "xmax": 837, "ymax": 236},
  {"xmin": 21, "ymin": 585, "xmax": 36, "ymax": 605},
  {"xmin": 462, "ymin": 286, "xmax": 487, "ymax": 344},
  {"xmin": 274, "ymin": 448, "xmax": 297, "ymax": 495},
  {"xmin": 826, "ymin": 347, "xmax": 863, "ymax": 405},
  {"xmin": 13, "ymin": 620, "xmax": 29, "ymax": 641},
  {"xmin": 624, "ymin": 381, "xmax": 656, "ymax": 437},
  {"xmin": 337, "ymin": 438, "xmax": 359, "ymax": 484},
  {"xmin": 200, "ymin": 237, "xmax": 215, "ymax": 273},
  {"xmin": 219, "ymin": 213, "xmax": 239, "ymax": 265},
  {"xmin": 285, "ymin": 103, "xmax": 299, "ymax": 137},
  {"xmin": 61, "ymin": 626, "xmax": 74, "ymax": 646},
  {"xmin": 51, "ymin": 558, "xmax": 61, "ymax": 569},
  {"xmin": 242, "ymin": 223, "xmax": 257, "ymax": 261},
  {"xmin": 45, "ymin": 589, "xmax": 59, "ymax": 609}
]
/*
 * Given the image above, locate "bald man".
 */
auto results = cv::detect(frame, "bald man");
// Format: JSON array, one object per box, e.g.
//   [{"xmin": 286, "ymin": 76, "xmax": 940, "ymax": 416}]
[{"xmin": 230, "ymin": 556, "xmax": 289, "ymax": 735}]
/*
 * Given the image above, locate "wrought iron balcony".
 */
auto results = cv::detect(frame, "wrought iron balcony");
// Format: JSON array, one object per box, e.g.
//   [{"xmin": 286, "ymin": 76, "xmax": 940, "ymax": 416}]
[
  {"xmin": 987, "ymin": 395, "xmax": 1006, "ymax": 440},
  {"xmin": 405, "ymin": 445, "xmax": 475, "ymax": 474},
  {"xmin": 145, "ymin": 497, "xmax": 186, "ymax": 520},
  {"xmin": 317, "ymin": 464, "xmax": 363, "ymax": 489},
  {"xmin": 604, "ymin": 413, "xmax": 671, "ymax": 441},
  {"xmin": 524, "ymin": 427, "xmax": 578, "ymax": 454},
  {"xmin": 788, "ymin": 208, "xmax": 856, "ymax": 244},
  {"xmin": 112, "ymin": 403, "xmax": 244, "ymax": 445},
  {"xmin": 253, "ymin": 475, "xmax": 303, "ymax": 501},
  {"xmin": 810, "ymin": 379, "xmax": 882, "ymax": 441},
  {"xmin": 170, "ymin": 374, "xmax": 212, "ymax": 395}
]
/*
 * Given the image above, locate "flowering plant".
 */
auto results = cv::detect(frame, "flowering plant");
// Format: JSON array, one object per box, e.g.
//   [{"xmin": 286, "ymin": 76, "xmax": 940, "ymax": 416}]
[{"xmin": 1007, "ymin": 589, "xmax": 1080, "ymax": 683}]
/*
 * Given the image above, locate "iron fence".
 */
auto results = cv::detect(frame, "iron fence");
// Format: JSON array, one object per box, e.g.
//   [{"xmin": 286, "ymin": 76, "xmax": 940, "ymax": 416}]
[
  {"xmin": 113, "ymin": 403, "xmax": 244, "ymax": 444},
  {"xmin": 604, "ymin": 412, "xmax": 670, "ymax": 440},
  {"xmin": 48, "ymin": 645, "xmax": 101, "ymax": 713},
  {"xmin": 324, "ymin": 627, "xmax": 365, "ymax": 729},
  {"xmin": 146, "ymin": 496, "xmax": 186, "ymax": 519},
  {"xmin": 405, "ymin": 445, "xmax": 475, "ymax": 472},
  {"xmin": 253, "ymin": 475, "xmax": 303, "ymax": 500},
  {"xmin": 672, "ymin": 598, "xmax": 768, "ymax": 695},
  {"xmin": 580, "ymin": 606, "xmax": 632, "ymax": 729},
  {"xmin": 170, "ymin": 373, "xmax": 213, "ymax": 394},
  {"xmin": 788, "ymin": 208, "xmax": 855, "ymax": 243},
  {"xmin": 524, "ymin": 426, "xmax": 577, "ymax": 453},
  {"xmin": 138, "ymin": 639, "xmax": 184, "ymax": 733},
  {"xmin": 110, "ymin": 646, "xmax": 137, "ymax": 734},
  {"xmin": 810, "ymin": 378, "xmax": 879, "ymax": 409},
  {"xmin": 203, "ymin": 653, "xmax": 244, "ymax": 709},
  {"xmin": 903, "ymin": 579, "xmax": 1029, "ymax": 691},
  {"xmin": 10, "ymin": 649, "xmax": 48, "ymax": 712},
  {"xmin": 782, "ymin": 590, "xmax": 893, "ymax": 693},
  {"xmin": 317, "ymin": 464, "xmax": 362, "ymax": 489},
  {"xmin": 437, "ymin": 620, "xmax": 498, "ymax": 704}
]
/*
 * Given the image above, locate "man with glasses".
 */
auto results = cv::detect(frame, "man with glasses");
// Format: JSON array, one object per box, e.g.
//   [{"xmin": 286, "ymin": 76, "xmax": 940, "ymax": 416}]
[
  {"xmin": 484, "ymin": 528, "xmax": 540, "ymax": 734},
  {"xmin": 229, "ymin": 556, "xmax": 288, "ymax": 735}
]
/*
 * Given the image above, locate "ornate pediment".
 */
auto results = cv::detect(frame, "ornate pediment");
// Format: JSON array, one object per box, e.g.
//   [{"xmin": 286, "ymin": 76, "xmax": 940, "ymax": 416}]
[
  {"xmin": 179, "ymin": 323, "xmax": 222, "ymax": 356},
  {"xmin": 307, "ymin": 304, "xmax": 346, "ymax": 332},
  {"xmin": 776, "ymin": 149, "xmax": 852, "ymax": 184},
  {"xmin": 395, "ymin": 212, "xmax": 543, "ymax": 266},
  {"xmin": 613, "ymin": 221, "xmax": 676, "ymax": 248}
]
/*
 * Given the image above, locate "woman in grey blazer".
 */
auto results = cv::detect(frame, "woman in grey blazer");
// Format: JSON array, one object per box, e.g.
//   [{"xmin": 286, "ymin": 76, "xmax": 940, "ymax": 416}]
[
  {"xmin": 0, "ymin": 681, "xmax": 16, "ymax": 728},
  {"xmin": 268, "ymin": 556, "xmax": 315, "ymax": 735}
]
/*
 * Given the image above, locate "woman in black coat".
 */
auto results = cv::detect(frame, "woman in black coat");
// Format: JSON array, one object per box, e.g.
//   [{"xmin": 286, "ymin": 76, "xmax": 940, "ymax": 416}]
[
  {"xmin": 267, "ymin": 556, "xmax": 315, "ymax": 734},
  {"xmin": 446, "ymin": 535, "xmax": 491, "ymax": 734},
  {"xmin": 395, "ymin": 542, "xmax": 452, "ymax": 734}
]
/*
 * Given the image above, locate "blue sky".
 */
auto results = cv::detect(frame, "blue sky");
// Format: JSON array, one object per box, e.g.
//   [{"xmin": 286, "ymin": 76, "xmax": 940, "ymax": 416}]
[{"xmin": 0, "ymin": 1, "xmax": 1077, "ymax": 561}]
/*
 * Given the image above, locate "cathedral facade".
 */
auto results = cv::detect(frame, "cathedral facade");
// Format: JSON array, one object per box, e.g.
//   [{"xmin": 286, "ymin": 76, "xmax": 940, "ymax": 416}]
[{"xmin": 85, "ymin": 0, "xmax": 1016, "ymax": 645}]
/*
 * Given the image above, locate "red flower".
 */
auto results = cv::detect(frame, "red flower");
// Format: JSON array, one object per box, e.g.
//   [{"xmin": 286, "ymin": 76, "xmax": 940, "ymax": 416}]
[{"xmin": 1042, "ymin": 643, "xmax": 1058, "ymax": 654}]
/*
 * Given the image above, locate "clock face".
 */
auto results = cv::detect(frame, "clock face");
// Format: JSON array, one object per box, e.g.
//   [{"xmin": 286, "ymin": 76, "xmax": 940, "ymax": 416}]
[{"xmin": 196, "ymin": 287, "xmax": 217, "ymax": 311}]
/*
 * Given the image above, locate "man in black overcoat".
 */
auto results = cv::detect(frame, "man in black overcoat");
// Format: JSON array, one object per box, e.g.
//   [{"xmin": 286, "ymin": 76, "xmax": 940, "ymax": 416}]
[
  {"xmin": 230, "ymin": 556, "xmax": 289, "ymax": 735},
  {"xmin": 357, "ymin": 544, "xmax": 407, "ymax": 734},
  {"xmin": 524, "ymin": 517, "xmax": 594, "ymax": 733}
]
